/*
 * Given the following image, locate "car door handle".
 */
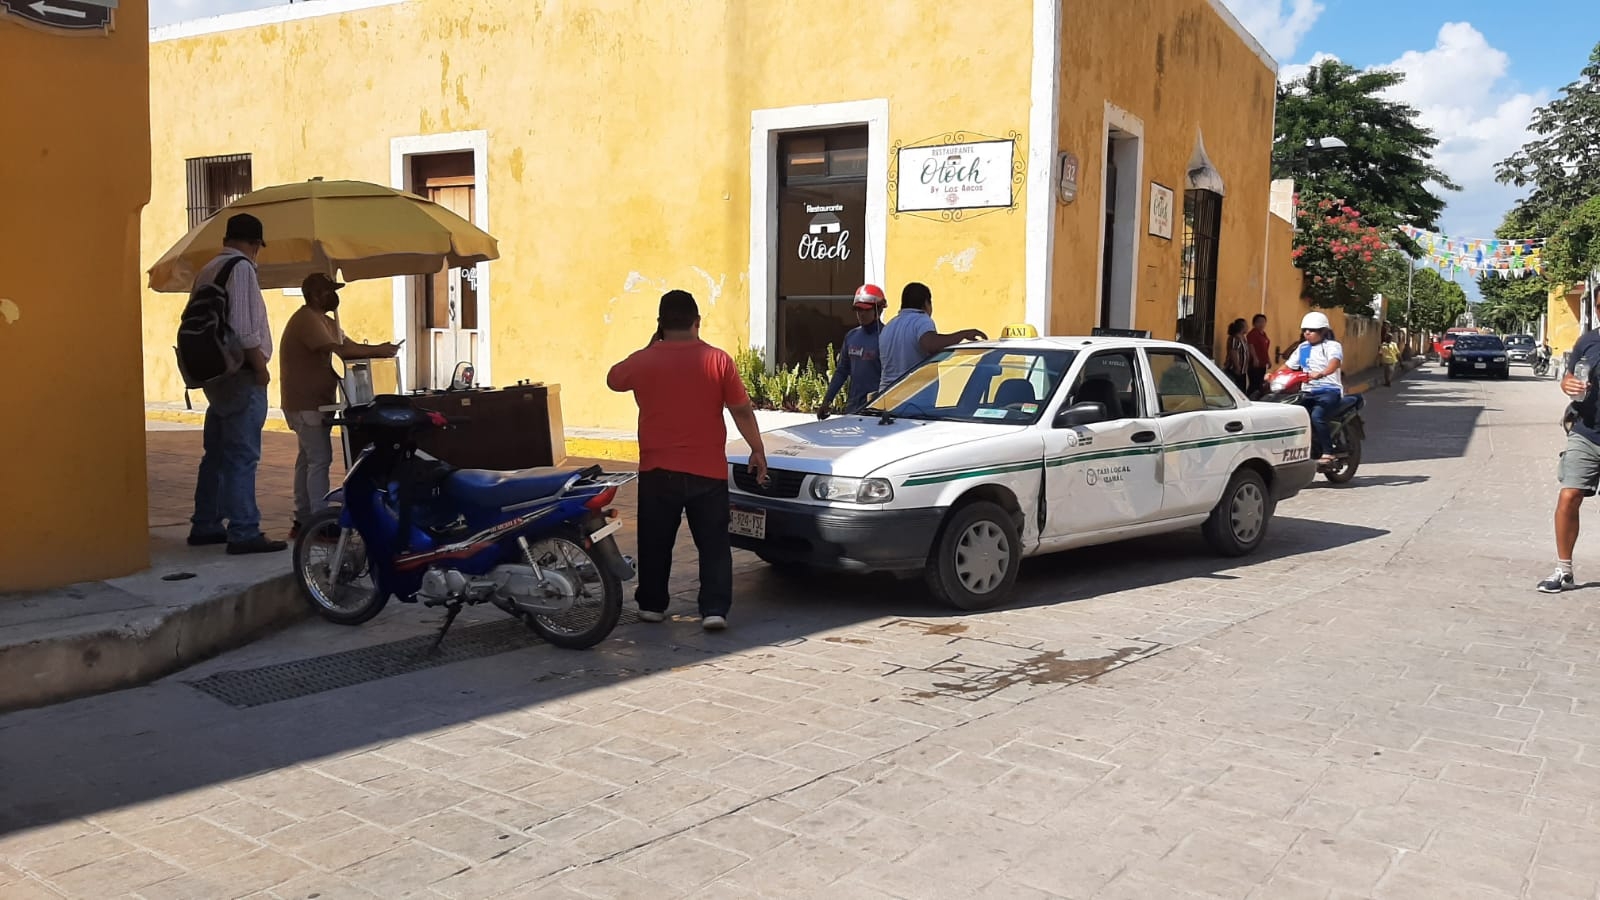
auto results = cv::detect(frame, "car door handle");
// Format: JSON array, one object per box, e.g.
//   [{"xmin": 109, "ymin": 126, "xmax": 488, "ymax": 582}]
[
  {"xmin": 1225, "ymin": 421, "xmax": 1244, "ymax": 433},
  {"xmin": 1131, "ymin": 431, "xmax": 1157, "ymax": 443}
]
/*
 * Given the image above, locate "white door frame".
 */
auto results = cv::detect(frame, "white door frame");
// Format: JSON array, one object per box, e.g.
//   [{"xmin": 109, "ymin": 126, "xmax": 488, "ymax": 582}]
[
  {"xmin": 390, "ymin": 130, "xmax": 492, "ymax": 388},
  {"xmin": 749, "ymin": 99, "xmax": 889, "ymax": 364},
  {"xmin": 1094, "ymin": 102, "xmax": 1145, "ymax": 330}
]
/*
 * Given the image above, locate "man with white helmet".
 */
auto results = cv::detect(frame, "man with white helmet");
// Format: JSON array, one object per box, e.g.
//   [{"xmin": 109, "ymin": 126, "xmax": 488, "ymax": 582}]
[
  {"xmin": 818, "ymin": 284, "xmax": 886, "ymax": 419},
  {"xmin": 1287, "ymin": 311, "xmax": 1344, "ymax": 464}
]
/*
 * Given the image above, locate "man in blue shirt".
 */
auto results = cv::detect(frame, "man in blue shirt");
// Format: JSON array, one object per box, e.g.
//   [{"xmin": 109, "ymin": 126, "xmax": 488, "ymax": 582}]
[
  {"xmin": 876, "ymin": 282, "xmax": 986, "ymax": 394},
  {"xmin": 1541, "ymin": 327, "xmax": 1600, "ymax": 593},
  {"xmin": 818, "ymin": 284, "xmax": 887, "ymax": 419}
]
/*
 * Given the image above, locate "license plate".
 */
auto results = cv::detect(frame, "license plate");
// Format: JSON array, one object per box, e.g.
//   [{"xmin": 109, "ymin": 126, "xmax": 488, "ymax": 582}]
[
  {"xmin": 1475, "ymin": 362, "xmax": 1487, "ymax": 369},
  {"xmin": 729, "ymin": 508, "xmax": 767, "ymax": 539}
]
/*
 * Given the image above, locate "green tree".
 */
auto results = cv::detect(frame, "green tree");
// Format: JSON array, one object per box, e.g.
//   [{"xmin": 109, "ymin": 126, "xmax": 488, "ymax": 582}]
[
  {"xmin": 1495, "ymin": 42, "xmax": 1600, "ymax": 221},
  {"xmin": 1373, "ymin": 254, "xmax": 1466, "ymax": 334},
  {"xmin": 1273, "ymin": 60, "xmax": 1458, "ymax": 232},
  {"xmin": 1545, "ymin": 195, "xmax": 1600, "ymax": 288},
  {"xmin": 1481, "ymin": 41, "xmax": 1600, "ymax": 300}
]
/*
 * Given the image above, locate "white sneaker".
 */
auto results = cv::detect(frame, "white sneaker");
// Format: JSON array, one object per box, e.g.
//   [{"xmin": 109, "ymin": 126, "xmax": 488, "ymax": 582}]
[
  {"xmin": 638, "ymin": 610, "xmax": 666, "ymax": 623},
  {"xmin": 702, "ymin": 615, "xmax": 727, "ymax": 631},
  {"xmin": 1537, "ymin": 570, "xmax": 1575, "ymax": 594}
]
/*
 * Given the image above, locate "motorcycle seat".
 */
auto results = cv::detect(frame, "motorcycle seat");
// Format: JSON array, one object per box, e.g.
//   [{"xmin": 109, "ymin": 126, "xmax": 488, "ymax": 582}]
[
  {"xmin": 1337, "ymin": 395, "xmax": 1364, "ymax": 415},
  {"xmin": 444, "ymin": 466, "xmax": 586, "ymax": 508}
]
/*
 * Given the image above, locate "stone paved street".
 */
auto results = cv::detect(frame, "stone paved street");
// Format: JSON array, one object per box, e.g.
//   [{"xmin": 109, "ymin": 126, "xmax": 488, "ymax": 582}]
[{"xmin": 4, "ymin": 365, "xmax": 1599, "ymax": 899}]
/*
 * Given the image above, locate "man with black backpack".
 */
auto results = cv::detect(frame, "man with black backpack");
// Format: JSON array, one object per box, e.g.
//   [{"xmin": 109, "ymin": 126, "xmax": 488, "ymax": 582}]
[{"xmin": 180, "ymin": 213, "xmax": 285, "ymax": 554}]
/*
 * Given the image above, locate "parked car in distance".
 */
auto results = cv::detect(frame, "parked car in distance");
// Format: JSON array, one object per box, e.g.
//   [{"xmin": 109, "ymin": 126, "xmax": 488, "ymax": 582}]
[
  {"xmin": 1448, "ymin": 334, "xmax": 1510, "ymax": 379},
  {"xmin": 1505, "ymin": 333, "xmax": 1536, "ymax": 365}
]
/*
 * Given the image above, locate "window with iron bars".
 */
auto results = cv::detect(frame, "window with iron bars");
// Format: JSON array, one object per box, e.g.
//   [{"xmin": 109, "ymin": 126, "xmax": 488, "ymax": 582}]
[
  {"xmin": 1176, "ymin": 189, "xmax": 1223, "ymax": 355},
  {"xmin": 185, "ymin": 154, "xmax": 253, "ymax": 230}
]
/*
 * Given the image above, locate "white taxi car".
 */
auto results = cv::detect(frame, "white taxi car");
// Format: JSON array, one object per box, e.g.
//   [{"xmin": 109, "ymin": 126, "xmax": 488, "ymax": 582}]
[{"xmin": 726, "ymin": 334, "xmax": 1315, "ymax": 610}]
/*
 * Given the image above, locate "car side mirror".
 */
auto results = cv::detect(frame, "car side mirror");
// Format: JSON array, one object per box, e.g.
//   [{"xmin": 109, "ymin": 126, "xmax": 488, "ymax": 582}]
[{"xmin": 1054, "ymin": 401, "xmax": 1107, "ymax": 428}]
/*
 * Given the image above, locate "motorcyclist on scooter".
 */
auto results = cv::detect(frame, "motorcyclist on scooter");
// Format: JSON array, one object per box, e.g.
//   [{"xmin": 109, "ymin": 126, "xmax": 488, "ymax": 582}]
[{"xmin": 1287, "ymin": 311, "xmax": 1344, "ymax": 464}]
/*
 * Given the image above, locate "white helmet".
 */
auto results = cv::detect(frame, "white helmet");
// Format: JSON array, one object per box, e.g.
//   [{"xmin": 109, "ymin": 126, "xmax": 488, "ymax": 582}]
[{"xmin": 1300, "ymin": 311, "xmax": 1331, "ymax": 331}]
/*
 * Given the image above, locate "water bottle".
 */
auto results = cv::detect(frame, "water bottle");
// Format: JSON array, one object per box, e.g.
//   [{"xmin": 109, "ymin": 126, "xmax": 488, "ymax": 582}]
[{"xmin": 1573, "ymin": 358, "xmax": 1592, "ymax": 400}]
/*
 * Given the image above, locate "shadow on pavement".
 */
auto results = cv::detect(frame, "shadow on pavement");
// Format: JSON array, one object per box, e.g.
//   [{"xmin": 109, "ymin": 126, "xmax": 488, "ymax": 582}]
[
  {"xmin": 1360, "ymin": 368, "xmax": 1484, "ymax": 466},
  {"xmin": 0, "ymin": 506, "xmax": 1388, "ymax": 835},
  {"xmin": 1307, "ymin": 474, "xmax": 1430, "ymax": 490}
]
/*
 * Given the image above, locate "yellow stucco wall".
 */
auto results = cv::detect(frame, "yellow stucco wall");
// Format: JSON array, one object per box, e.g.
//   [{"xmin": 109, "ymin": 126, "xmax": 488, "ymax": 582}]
[
  {"xmin": 142, "ymin": 0, "xmax": 1034, "ymax": 432},
  {"xmin": 1547, "ymin": 284, "xmax": 1585, "ymax": 361},
  {"xmin": 1, "ymin": 10, "xmax": 152, "ymax": 590},
  {"xmin": 1053, "ymin": 0, "xmax": 1276, "ymax": 361}
]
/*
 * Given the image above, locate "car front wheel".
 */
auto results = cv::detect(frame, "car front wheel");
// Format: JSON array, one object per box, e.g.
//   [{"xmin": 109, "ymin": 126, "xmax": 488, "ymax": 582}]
[{"xmin": 924, "ymin": 500, "xmax": 1021, "ymax": 611}]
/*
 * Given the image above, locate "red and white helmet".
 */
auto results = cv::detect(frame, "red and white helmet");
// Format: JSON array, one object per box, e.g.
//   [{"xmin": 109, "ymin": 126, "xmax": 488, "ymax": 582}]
[{"xmin": 852, "ymin": 284, "xmax": 886, "ymax": 309}]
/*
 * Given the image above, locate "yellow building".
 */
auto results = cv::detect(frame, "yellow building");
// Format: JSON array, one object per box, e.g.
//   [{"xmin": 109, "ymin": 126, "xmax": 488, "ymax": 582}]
[
  {"xmin": 142, "ymin": 0, "xmax": 1292, "ymax": 436},
  {"xmin": 1, "ymin": 4, "xmax": 152, "ymax": 590},
  {"xmin": 1546, "ymin": 283, "xmax": 1590, "ymax": 361}
]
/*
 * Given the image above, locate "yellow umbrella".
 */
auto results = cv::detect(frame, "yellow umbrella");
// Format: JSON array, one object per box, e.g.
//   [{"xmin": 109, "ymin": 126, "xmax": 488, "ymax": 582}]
[{"xmin": 147, "ymin": 178, "xmax": 499, "ymax": 292}]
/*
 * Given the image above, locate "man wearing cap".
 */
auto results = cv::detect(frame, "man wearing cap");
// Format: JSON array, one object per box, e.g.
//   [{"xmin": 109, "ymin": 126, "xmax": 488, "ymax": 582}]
[
  {"xmin": 279, "ymin": 273, "xmax": 400, "ymax": 538},
  {"xmin": 186, "ymin": 214, "xmax": 289, "ymax": 554},
  {"xmin": 818, "ymin": 284, "xmax": 886, "ymax": 419},
  {"xmin": 607, "ymin": 290, "xmax": 769, "ymax": 631}
]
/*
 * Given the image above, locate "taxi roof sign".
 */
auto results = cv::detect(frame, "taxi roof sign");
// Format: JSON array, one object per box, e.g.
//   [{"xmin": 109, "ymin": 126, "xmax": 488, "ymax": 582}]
[{"xmin": 999, "ymin": 323, "xmax": 1038, "ymax": 339}]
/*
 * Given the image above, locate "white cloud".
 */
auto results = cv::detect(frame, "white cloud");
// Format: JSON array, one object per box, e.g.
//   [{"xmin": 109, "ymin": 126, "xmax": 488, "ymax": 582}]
[
  {"xmin": 1218, "ymin": 0, "xmax": 1324, "ymax": 61},
  {"xmin": 1376, "ymin": 23, "xmax": 1545, "ymax": 245},
  {"xmin": 151, "ymin": 0, "xmax": 282, "ymax": 28}
]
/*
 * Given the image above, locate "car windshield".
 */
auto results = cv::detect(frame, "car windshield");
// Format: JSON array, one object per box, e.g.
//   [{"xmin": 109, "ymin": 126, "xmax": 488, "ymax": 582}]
[
  {"xmin": 870, "ymin": 347, "xmax": 1077, "ymax": 425},
  {"xmin": 1454, "ymin": 336, "xmax": 1504, "ymax": 350},
  {"xmin": 1506, "ymin": 335, "xmax": 1534, "ymax": 346}
]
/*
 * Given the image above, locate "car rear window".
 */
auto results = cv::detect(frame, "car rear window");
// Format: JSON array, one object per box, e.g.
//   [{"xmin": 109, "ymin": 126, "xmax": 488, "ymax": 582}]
[{"xmin": 1454, "ymin": 336, "xmax": 1504, "ymax": 350}]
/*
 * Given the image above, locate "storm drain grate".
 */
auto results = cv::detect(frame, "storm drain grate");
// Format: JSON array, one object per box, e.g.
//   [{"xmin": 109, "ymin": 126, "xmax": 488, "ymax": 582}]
[{"xmin": 187, "ymin": 610, "xmax": 639, "ymax": 708}]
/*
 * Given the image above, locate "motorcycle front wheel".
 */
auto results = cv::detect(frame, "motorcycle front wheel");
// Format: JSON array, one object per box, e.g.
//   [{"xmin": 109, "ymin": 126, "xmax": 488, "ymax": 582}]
[
  {"xmin": 294, "ymin": 511, "xmax": 388, "ymax": 625},
  {"xmin": 520, "ymin": 530, "xmax": 623, "ymax": 650}
]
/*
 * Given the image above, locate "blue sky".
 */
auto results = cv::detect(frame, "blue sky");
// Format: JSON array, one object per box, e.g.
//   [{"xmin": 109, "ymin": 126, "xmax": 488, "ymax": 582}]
[{"xmin": 155, "ymin": 0, "xmax": 1595, "ymax": 295}]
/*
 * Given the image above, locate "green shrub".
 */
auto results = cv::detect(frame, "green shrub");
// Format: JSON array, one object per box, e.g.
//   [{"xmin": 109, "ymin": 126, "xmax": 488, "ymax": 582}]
[{"xmin": 734, "ymin": 344, "xmax": 838, "ymax": 413}]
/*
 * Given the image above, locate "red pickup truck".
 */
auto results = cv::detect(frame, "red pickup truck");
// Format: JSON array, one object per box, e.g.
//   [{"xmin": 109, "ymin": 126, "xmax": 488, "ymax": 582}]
[{"xmin": 1433, "ymin": 327, "xmax": 1480, "ymax": 364}]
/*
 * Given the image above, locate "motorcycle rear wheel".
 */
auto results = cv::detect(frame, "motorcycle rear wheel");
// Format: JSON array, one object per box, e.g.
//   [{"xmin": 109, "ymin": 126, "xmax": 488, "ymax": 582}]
[
  {"xmin": 520, "ymin": 531, "xmax": 623, "ymax": 650},
  {"xmin": 1324, "ymin": 438, "xmax": 1361, "ymax": 484},
  {"xmin": 294, "ymin": 511, "xmax": 388, "ymax": 625}
]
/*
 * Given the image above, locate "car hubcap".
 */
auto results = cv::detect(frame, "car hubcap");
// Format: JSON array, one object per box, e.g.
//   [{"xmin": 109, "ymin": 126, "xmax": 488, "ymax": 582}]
[
  {"xmin": 1230, "ymin": 483, "xmax": 1265, "ymax": 543},
  {"xmin": 954, "ymin": 520, "xmax": 1010, "ymax": 594}
]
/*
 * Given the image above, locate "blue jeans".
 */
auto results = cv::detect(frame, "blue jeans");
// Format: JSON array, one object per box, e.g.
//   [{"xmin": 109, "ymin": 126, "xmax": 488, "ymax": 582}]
[
  {"xmin": 1307, "ymin": 389, "xmax": 1342, "ymax": 458},
  {"xmin": 190, "ymin": 373, "xmax": 269, "ymax": 542}
]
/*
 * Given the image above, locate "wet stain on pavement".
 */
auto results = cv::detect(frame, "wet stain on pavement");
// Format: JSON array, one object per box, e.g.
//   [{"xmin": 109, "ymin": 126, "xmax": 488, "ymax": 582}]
[{"xmin": 904, "ymin": 645, "xmax": 1153, "ymax": 701}]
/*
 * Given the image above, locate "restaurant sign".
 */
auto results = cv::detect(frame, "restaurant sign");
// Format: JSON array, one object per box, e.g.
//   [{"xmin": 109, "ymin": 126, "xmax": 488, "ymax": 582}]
[{"xmin": 895, "ymin": 140, "xmax": 1015, "ymax": 213}]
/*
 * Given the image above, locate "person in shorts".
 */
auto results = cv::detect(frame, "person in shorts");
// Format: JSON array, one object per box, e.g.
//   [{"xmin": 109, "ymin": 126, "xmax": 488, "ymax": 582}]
[{"xmin": 1540, "ymin": 327, "xmax": 1600, "ymax": 592}]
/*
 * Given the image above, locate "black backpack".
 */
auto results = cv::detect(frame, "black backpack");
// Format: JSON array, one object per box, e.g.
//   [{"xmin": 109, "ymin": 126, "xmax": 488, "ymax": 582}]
[{"xmin": 174, "ymin": 255, "xmax": 248, "ymax": 390}]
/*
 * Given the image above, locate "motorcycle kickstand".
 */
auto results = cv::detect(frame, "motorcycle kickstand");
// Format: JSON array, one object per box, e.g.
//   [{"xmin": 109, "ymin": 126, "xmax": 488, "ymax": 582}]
[{"xmin": 430, "ymin": 601, "xmax": 465, "ymax": 654}]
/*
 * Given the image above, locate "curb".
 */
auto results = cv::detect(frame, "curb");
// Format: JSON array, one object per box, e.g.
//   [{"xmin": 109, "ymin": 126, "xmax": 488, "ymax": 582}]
[
  {"xmin": 147, "ymin": 406, "xmax": 293, "ymax": 435},
  {"xmin": 0, "ymin": 574, "xmax": 307, "ymax": 713}
]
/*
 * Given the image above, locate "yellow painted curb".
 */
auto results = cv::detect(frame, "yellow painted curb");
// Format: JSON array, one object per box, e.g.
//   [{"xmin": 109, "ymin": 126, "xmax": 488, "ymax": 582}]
[{"xmin": 564, "ymin": 437, "xmax": 639, "ymax": 463}]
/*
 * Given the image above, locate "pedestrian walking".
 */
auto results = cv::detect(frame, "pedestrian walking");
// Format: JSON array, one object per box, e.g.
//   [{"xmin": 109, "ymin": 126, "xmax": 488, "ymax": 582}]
[
  {"xmin": 877, "ymin": 282, "xmax": 987, "ymax": 393},
  {"xmin": 1247, "ymin": 314, "xmax": 1272, "ymax": 396},
  {"xmin": 1379, "ymin": 333, "xmax": 1400, "ymax": 387},
  {"xmin": 607, "ymin": 290, "xmax": 769, "ymax": 630},
  {"xmin": 279, "ymin": 273, "xmax": 399, "ymax": 538},
  {"xmin": 1223, "ymin": 318, "xmax": 1250, "ymax": 392},
  {"xmin": 817, "ymin": 284, "xmax": 885, "ymax": 419},
  {"xmin": 1539, "ymin": 328, "xmax": 1600, "ymax": 593},
  {"xmin": 185, "ymin": 213, "xmax": 285, "ymax": 554}
]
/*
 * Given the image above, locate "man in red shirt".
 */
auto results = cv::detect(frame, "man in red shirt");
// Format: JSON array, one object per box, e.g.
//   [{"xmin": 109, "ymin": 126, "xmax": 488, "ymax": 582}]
[
  {"xmin": 1247, "ymin": 314, "xmax": 1273, "ymax": 397},
  {"xmin": 607, "ymin": 290, "xmax": 769, "ymax": 631}
]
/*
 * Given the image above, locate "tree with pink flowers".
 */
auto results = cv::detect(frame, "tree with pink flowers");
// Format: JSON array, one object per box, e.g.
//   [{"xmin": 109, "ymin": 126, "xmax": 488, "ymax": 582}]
[{"xmin": 1292, "ymin": 194, "xmax": 1392, "ymax": 316}]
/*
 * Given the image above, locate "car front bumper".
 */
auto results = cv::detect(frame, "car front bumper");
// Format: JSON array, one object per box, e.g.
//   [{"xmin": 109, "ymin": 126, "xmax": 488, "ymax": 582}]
[
  {"xmin": 1450, "ymin": 358, "xmax": 1509, "ymax": 375},
  {"xmin": 728, "ymin": 496, "xmax": 945, "ymax": 574}
]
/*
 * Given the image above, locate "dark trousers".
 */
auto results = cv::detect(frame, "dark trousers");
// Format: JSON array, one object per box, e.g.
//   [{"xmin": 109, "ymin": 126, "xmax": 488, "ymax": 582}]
[
  {"xmin": 635, "ymin": 469, "xmax": 732, "ymax": 617},
  {"xmin": 1307, "ymin": 390, "xmax": 1342, "ymax": 457},
  {"xmin": 1248, "ymin": 365, "xmax": 1268, "ymax": 397}
]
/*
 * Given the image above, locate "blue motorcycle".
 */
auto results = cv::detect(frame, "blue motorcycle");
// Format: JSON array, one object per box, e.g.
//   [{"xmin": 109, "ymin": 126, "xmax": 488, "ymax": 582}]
[{"xmin": 292, "ymin": 397, "xmax": 638, "ymax": 650}]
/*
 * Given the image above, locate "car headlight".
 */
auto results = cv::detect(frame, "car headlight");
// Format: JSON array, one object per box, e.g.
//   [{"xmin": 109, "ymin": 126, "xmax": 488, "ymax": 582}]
[
  {"xmin": 810, "ymin": 476, "xmax": 894, "ymax": 504},
  {"xmin": 1494, "ymin": 356, "xmax": 1507, "ymax": 362}
]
